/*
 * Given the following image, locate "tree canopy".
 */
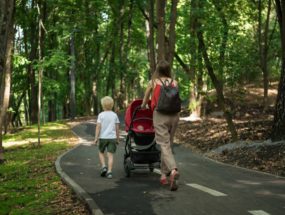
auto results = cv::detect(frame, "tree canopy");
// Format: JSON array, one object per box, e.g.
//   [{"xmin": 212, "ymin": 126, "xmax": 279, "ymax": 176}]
[{"xmin": 1, "ymin": 0, "xmax": 285, "ymax": 151}]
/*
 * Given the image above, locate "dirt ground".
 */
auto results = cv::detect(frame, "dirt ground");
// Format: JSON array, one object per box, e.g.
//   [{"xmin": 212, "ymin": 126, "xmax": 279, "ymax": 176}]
[{"xmin": 175, "ymin": 84, "xmax": 285, "ymax": 177}]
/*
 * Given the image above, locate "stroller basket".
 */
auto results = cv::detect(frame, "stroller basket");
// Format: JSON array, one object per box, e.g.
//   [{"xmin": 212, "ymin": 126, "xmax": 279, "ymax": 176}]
[{"xmin": 130, "ymin": 149, "xmax": 160, "ymax": 164}]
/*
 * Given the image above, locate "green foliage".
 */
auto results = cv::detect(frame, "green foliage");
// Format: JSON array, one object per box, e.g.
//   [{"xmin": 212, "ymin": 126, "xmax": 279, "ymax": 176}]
[
  {"xmin": 0, "ymin": 122, "xmax": 75, "ymax": 214},
  {"xmin": 11, "ymin": 0, "xmax": 281, "ymax": 120},
  {"xmin": 13, "ymin": 54, "xmax": 30, "ymax": 68}
]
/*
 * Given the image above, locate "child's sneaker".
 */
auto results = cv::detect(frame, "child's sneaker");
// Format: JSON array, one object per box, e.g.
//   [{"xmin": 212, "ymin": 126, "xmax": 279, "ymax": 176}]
[
  {"xmin": 100, "ymin": 166, "xmax": 107, "ymax": 177},
  {"xmin": 106, "ymin": 172, "xmax": 112, "ymax": 179}
]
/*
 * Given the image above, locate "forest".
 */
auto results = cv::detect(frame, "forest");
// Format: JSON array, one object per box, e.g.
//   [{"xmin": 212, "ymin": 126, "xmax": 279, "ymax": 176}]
[
  {"xmin": 1, "ymin": 0, "xmax": 285, "ymax": 155},
  {"xmin": 1, "ymin": 0, "xmax": 285, "ymax": 214}
]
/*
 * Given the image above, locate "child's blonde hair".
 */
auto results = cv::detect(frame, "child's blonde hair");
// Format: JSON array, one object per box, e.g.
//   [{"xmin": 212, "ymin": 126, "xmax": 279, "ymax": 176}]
[{"xmin": 101, "ymin": 96, "xmax": 114, "ymax": 111}]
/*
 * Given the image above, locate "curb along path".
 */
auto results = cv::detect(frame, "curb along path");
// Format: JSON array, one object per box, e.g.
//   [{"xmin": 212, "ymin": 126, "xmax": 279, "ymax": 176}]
[{"xmin": 55, "ymin": 143, "xmax": 104, "ymax": 215}]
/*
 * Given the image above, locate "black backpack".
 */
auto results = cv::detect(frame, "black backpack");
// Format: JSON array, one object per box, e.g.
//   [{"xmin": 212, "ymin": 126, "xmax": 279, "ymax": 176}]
[{"xmin": 156, "ymin": 78, "xmax": 181, "ymax": 114}]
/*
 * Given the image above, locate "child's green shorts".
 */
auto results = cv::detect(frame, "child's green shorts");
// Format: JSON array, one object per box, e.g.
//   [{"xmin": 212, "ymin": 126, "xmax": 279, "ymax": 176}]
[{"xmin": 99, "ymin": 139, "xmax": 117, "ymax": 153}]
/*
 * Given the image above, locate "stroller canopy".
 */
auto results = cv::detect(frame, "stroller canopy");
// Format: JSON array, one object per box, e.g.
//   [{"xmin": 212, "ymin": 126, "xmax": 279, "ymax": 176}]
[{"xmin": 125, "ymin": 99, "xmax": 154, "ymax": 134}]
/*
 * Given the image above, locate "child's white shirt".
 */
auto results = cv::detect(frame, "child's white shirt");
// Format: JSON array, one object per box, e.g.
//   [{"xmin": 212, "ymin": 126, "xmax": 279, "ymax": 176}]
[{"xmin": 97, "ymin": 111, "xmax": 120, "ymax": 139}]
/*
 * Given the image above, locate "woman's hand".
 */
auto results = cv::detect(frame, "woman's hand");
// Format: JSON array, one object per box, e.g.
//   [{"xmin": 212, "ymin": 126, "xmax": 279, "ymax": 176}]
[
  {"xmin": 141, "ymin": 103, "xmax": 149, "ymax": 109},
  {"xmin": 141, "ymin": 80, "xmax": 153, "ymax": 109}
]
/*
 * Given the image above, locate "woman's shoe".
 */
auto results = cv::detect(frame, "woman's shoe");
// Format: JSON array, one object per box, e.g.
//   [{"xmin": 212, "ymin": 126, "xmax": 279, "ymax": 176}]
[
  {"xmin": 160, "ymin": 177, "xmax": 168, "ymax": 185},
  {"xmin": 169, "ymin": 170, "xmax": 179, "ymax": 191}
]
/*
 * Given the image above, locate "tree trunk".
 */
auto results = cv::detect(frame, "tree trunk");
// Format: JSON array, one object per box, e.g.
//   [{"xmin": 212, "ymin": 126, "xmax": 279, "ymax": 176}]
[
  {"xmin": 212, "ymin": 0, "xmax": 228, "ymax": 80},
  {"xmin": 188, "ymin": 0, "xmax": 201, "ymax": 119},
  {"xmin": 48, "ymin": 96, "xmax": 57, "ymax": 121},
  {"xmin": 190, "ymin": 49, "xmax": 205, "ymax": 119},
  {"xmin": 271, "ymin": 0, "xmax": 285, "ymax": 141},
  {"xmin": 107, "ymin": 42, "xmax": 116, "ymax": 96},
  {"xmin": 196, "ymin": 0, "xmax": 238, "ymax": 141},
  {"xmin": 139, "ymin": 4, "xmax": 195, "ymax": 79},
  {"xmin": 197, "ymin": 29, "xmax": 238, "ymax": 140},
  {"xmin": 28, "ymin": 0, "xmax": 39, "ymax": 124},
  {"xmin": 0, "ymin": 0, "xmax": 15, "ymax": 163},
  {"xmin": 263, "ymin": 0, "xmax": 271, "ymax": 108},
  {"xmin": 69, "ymin": 31, "xmax": 76, "ymax": 119},
  {"xmin": 259, "ymin": 0, "xmax": 272, "ymax": 108},
  {"xmin": 146, "ymin": 0, "xmax": 156, "ymax": 76},
  {"xmin": 156, "ymin": 0, "xmax": 166, "ymax": 61},
  {"xmin": 37, "ymin": 2, "xmax": 45, "ymax": 146},
  {"xmin": 23, "ymin": 93, "xmax": 29, "ymax": 125},
  {"xmin": 166, "ymin": 0, "xmax": 179, "ymax": 67},
  {"xmin": 11, "ymin": 91, "xmax": 26, "ymax": 126}
]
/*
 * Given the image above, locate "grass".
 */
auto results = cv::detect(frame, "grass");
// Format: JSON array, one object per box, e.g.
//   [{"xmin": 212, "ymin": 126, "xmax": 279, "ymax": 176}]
[{"xmin": 0, "ymin": 122, "xmax": 87, "ymax": 215}]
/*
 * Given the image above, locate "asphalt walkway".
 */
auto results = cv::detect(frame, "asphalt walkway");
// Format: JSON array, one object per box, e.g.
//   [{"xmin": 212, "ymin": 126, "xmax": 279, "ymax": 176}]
[{"xmin": 56, "ymin": 121, "xmax": 285, "ymax": 215}]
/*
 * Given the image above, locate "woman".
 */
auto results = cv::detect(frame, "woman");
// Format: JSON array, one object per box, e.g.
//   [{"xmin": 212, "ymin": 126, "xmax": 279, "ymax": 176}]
[{"xmin": 141, "ymin": 60, "xmax": 180, "ymax": 191}]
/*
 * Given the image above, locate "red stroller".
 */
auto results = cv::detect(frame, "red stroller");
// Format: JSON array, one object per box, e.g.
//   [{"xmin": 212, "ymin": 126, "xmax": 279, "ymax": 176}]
[{"xmin": 124, "ymin": 99, "xmax": 160, "ymax": 177}]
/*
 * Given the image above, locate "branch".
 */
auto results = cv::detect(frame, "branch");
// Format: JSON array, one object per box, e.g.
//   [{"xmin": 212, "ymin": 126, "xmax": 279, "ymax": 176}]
[{"xmin": 137, "ymin": 1, "xmax": 194, "ymax": 79}]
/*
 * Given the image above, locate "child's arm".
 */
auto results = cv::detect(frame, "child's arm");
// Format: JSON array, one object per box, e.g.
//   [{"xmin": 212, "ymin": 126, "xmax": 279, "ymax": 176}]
[
  {"xmin": 116, "ymin": 123, "xmax": 120, "ymax": 144},
  {"xmin": 94, "ymin": 123, "xmax": 101, "ymax": 144}
]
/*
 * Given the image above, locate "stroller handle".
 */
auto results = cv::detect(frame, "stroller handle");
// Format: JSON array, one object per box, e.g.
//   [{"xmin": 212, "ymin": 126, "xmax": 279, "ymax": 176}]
[{"xmin": 129, "ymin": 106, "xmax": 142, "ymax": 130}]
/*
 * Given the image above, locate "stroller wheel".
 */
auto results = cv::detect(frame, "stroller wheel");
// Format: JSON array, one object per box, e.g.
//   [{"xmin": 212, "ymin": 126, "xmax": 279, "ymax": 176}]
[
  {"xmin": 149, "ymin": 164, "xmax": 154, "ymax": 172},
  {"xmin": 124, "ymin": 157, "xmax": 132, "ymax": 177}
]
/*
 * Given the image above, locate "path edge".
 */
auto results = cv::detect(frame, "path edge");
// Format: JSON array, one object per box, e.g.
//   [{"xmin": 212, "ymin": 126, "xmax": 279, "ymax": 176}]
[
  {"xmin": 202, "ymin": 153, "xmax": 285, "ymax": 179},
  {"xmin": 55, "ymin": 144, "xmax": 104, "ymax": 215}
]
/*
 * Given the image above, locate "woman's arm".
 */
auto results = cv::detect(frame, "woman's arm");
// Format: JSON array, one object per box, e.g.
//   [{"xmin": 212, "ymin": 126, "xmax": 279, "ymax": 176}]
[{"xmin": 141, "ymin": 80, "xmax": 153, "ymax": 108}]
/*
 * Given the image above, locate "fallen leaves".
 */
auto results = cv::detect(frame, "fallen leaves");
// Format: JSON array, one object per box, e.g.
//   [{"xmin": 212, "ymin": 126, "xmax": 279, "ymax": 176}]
[{"xmin": 175, "ymin": 85, "xmax": 284, "ymax": 177}]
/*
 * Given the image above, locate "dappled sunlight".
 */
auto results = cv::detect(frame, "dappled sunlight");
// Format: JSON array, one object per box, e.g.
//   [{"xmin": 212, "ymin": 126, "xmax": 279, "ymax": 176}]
[
  {"xmin": 236, "ymin": 180, "xmax": 262, "ymax": 185},
  {"xmin": 223, "ymin": 179, "xmax": 285, "ymax": 199},
  {"xmin": 63, "ymin": 161, "xmax": 79, "ymax": 167},
  {"xmin": 255, "ymin": 190, "xmax": 285, "ymax": 199},
  {"xmin": 268, "ymin": 180, "xmax": 285, "ymax": 185},
  {"xmin": 0, "ymin": 136, "xmax": 86, "ymax": 214},
  {"xmin": 3, "ymin": 122, "xmax": 79, "ymax": 148},
  {"xmin": 2, "ymin": 159, "xmax": 31, "ymax": 170},
  {"xmin": 223, "ymin": 182, "xmax": 247, "ymax": 189}
]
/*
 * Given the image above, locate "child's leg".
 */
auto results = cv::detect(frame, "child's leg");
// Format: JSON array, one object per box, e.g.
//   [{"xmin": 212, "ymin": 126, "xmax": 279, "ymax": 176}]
[
  {"xmin": 99, "ymin": 152, "xmax": 106, "ymax": 167},
  {"xmin": 107, "ymin": 152, "xmax": 114, "ymax": 172},
  {"xmin": 106, "ymin": 139, "xmax": 117, "ymax": 172},
  {"xmin": 98, "ymin": 139, "xmax": 107, "ymax": 167}
]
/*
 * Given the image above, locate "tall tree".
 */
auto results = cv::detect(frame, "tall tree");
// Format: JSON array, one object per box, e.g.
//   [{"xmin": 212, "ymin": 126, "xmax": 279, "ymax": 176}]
[
  {"xmin": 146, "ymin": 0, "xmax": 156, "ymax": 75},
  {"xmin": 195, "ymin": 0, "xmax": 238, "ymax": 141},
  {"xmin": 271, "ymin": 0, "xmax": 285, "ymax": 141},
  {"xmin": 0, "ymin": 0, "xmax": 15, "ymax": 162},
  {"xmin": 188, "ymin": 0, "xmax": 203, "ymax": 120},
  {"xmin": 27, "ymin": 0, "xmax": 39, "ymax": 124},
  {"xmin": 156, "ymin": 0, "xmax": 166, "ymax": 61},
  {"xmin": 69, "ymin": 30, "xmax": 76, "ymax": 119},
  {"xmin": 36, "ymin": 0, "xmax": 46, "ymax": 146},
  {"xmin": 166, "ymin": 0, "xmax": 179, "ymax": 67},
  {"xmin": 258, "ymin": 0, "xmax": 272, "ymax": 108}
]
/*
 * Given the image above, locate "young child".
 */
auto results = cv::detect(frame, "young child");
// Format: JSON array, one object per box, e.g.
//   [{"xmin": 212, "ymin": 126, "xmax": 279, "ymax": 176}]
[{"xmin": 94, "ymin": 96, "xmax": 120, "ymax": 179}]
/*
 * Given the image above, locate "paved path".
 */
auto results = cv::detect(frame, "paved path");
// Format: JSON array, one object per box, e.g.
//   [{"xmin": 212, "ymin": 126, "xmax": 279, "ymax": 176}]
[{"xmin": 56, "ymin": 121, "xmax": 285, "ymax": 215}]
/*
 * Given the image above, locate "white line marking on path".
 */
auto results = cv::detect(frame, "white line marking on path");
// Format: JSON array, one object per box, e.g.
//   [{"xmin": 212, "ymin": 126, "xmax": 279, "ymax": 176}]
[
  {"xmin": 154, "ymin": 168, "xmax": 161, "ymax": 175},
  {"xmin": 186, "ymin": 183, "xmax": 227, "ymax": 197},
  {"xmin": 248, "ymin": 210, "xmax": 271, "ymax": 215}
]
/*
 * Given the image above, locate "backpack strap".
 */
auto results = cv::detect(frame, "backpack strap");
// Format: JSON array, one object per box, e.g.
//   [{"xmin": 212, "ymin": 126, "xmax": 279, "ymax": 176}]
[{"xmin": 158, "ymin": 77, "xmax": 173, "ymax": 86}]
